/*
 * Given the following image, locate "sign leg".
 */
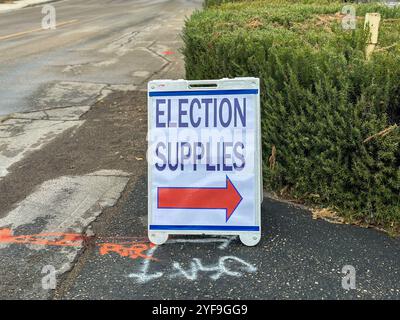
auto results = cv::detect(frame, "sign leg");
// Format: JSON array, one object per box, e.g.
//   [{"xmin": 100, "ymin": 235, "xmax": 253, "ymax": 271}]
[
  {"xmin": 239, "ymin": 233, "xmax": 261, "ymax": 246},
  {"xmin": 148, "ymin": 232, "xmax": 169, "ymax": 245}
]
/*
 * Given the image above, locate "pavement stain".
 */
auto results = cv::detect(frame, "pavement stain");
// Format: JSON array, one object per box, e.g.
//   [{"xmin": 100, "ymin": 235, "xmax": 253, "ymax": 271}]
[{"xmin": 0, "ymin": 90, "xmax": 147, "ymax": 217}]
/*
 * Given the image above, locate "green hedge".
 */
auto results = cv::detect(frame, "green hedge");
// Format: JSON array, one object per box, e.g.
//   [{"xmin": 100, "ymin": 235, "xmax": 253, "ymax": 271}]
[{"xmin": 183, "ymin": 0, "xmax": 400, "ymax": 232}]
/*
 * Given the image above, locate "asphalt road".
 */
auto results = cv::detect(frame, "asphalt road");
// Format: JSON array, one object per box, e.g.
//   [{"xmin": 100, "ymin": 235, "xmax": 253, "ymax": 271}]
[
  {"xmin": 0, "ymin": 0, "xmax": 200, "ymax": 116},
  {"xmin": 0, "ymin": 0, "xmax": 399, "ymax": 301}
]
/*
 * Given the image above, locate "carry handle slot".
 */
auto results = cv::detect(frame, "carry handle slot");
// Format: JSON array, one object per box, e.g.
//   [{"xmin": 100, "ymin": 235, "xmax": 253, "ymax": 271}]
[{"xmin": 188, "ymin": 82, "xmax": 218, "ymax": 89}]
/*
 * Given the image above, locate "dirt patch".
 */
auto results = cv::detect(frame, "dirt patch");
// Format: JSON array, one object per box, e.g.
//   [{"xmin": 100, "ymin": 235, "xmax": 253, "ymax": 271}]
[
  {"xmin": 246, "ymin": 17, "xmax": 263, "ymax": 29},
  {"xmin": 315, "ymin": 13, "xmax": 346, "ymax": 27},
  {"xmin": 0, "ymin": 90, "xmax": 147, "ymax": 217},
  {"xmin": 311, "ymin": 207, "xmax": 345, "ymax": 224}
]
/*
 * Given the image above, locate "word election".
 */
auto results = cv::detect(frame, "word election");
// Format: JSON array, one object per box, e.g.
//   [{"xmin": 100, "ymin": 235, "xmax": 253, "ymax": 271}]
[
  {"xmin": 155, "ymin": 97, "xmax": 247, "ymax": 128},
  {"xmin": 153, "ymin": 96, "xmax": 251, "ymax": 172}
]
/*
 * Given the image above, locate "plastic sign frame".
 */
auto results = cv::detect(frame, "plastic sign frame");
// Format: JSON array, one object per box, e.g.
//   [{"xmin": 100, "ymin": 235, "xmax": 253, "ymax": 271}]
[{"xmin": 147, "ymin": 78, "xmax": 262, "ymax": 246}]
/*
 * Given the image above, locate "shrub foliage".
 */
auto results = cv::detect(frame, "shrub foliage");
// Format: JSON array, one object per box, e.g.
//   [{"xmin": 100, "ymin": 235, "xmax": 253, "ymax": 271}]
[{"xmin": 183, "ymin": 0, "xmax": 400, "ymax": 230}]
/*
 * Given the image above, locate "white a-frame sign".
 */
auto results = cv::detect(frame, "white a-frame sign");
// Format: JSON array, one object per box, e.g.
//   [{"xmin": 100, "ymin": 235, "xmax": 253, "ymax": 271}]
[{"xmin": 148, "ymin": 78, "xmax": 262, "ymax": 246}]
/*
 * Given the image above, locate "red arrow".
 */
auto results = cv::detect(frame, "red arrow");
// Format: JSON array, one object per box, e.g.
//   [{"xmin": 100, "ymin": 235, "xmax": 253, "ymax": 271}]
[{"xmin": 157, "ymin": 176, "xmax": 242, "ymax": 222}]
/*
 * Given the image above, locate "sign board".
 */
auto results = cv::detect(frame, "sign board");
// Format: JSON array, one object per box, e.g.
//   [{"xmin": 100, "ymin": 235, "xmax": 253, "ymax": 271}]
[{"xmin": 148, "ymin": 78, "xmax": 261, "ymax": 246}]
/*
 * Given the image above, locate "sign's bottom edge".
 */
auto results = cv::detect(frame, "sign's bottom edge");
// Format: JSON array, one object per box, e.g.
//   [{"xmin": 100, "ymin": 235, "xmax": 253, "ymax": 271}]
[{"xmin": 149, "ymin": 225, "xmax": 260, "ymax": 231}]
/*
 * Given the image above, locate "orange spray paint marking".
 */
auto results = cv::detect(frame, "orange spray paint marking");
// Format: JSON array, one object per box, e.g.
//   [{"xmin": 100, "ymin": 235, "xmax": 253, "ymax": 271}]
[
  {"xmin": 161, "ymin": 50, "xmax": 174, "ymax": 55},
  {"xmin": 0, "ymin": 228, "xmax": 84, "ymax": 247},
  {"xmin": 0, "ymin": 228, "xmax": 156, "ymax": 261},
  {"xmin": 98, "ymin": 242, "xmax": 157, "ymax": 261}
]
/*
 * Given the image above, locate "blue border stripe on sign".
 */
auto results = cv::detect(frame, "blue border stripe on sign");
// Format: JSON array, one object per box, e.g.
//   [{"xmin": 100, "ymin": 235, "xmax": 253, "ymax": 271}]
[
  {"xmin": 149, "ymin": 225, "xmax": 260, "ymax": 231},
  {"xmin": 148, "ymin": 89, "xmax": 258, "ymax": 97}
]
